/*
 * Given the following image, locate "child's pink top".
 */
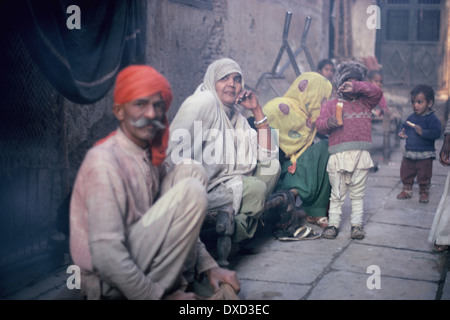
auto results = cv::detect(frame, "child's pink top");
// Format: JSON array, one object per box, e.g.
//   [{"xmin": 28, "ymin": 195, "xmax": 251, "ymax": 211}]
[{"xmin": 316, "ymin": 81, "xmax": 383, "ymax": 154}]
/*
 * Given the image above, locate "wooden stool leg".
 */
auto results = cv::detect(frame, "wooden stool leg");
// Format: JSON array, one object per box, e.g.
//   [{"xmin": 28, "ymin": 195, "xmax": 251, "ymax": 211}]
[
  {"xmin": 216, "ymin": 235, "xmax": 232, "ymax": 268},
  {"xmin": 215, "ymin": 206, "xmax": 235, "ymax": 268}
]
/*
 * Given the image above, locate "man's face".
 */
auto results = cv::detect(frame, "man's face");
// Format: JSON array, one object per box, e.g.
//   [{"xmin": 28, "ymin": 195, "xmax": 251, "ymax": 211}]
[
  {"xmin": 215, "ymin": 72, "xmax": 243, "ymax": 107},
  {"xmin": 114, "ymin": 93, "xmax": 166, "ymax": 149}
]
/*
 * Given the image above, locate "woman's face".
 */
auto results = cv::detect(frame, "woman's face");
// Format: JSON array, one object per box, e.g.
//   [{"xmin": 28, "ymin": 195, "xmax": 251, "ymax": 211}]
[{"xmin": 215, "ymin": 72, "xmax": 243, "ymax": 107}]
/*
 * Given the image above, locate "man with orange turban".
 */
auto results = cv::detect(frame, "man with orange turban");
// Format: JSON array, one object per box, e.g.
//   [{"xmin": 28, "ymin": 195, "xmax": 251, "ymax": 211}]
[{"xmin": 70, "ymin": 65, "xmax": 240, "ymax": 300}]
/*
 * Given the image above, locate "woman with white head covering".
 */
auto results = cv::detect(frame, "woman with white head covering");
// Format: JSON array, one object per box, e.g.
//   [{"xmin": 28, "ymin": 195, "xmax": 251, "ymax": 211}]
[{"xmin": 166, "ymin": 58, "xmax": 280, "ymax": 243}]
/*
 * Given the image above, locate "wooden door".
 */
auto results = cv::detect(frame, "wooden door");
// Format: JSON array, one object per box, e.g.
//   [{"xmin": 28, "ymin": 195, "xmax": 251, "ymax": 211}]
[{"xmin": 377, "ymin": 0, "xmax": 443, "ymax": 87}]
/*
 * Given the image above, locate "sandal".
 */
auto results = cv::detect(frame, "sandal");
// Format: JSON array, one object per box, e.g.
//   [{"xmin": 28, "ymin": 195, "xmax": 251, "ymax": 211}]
[
  {"xmin": 272, "ymin": 209, "xmax": 302, "ymax": 238},
  {"xmin": 306, "ymin": 216, "xmax": 329, "ymax": 229},
  {"xmin": 277, "ymin": 226, "xmax": 321, "ymax": 241},
  {"xmin": 433, "ymin": 244, "xmax": 449, "ymax": 253}
]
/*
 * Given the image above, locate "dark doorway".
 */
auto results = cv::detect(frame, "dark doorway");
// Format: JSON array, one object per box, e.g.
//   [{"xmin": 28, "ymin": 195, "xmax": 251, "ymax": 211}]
[{"xmin": 377, "ymin": 0, "xmax": 444, "ymax": 87}]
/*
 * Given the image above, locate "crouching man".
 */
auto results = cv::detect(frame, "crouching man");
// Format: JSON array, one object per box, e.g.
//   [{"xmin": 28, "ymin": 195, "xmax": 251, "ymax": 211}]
[{"xmin": 70, "ymin": 65, "xmax": 240, "ymax": 300}]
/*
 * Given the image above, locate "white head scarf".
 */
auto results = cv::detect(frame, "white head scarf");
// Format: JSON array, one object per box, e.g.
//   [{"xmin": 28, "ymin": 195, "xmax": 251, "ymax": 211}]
[
  {"xmin": 201, "ymin": 58, "xmax": 245, "ymax": 117},
  {"xmin": 203, "ymin": 58, "xmax": 245, "ymax": 90}
]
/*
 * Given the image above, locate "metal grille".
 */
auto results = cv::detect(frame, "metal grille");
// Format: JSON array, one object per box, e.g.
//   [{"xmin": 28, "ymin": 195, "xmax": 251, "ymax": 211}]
[
  {"xmin": 417, "ymin": 10, "xmax": 440, "ymax": 41},
  {"xmin": 387, "ymin": 0, "xmax": 410, "ymax": 4},
  {"xmin": 418, "ymin": 0, "xmax": 441, "ymax": 4},
  {"xmin": 0, "ymin": 24, "xmax": 66, "ymax": 295},
  {"xmin": 386, "ymin": 10, "xmax": 410, "ymax": 41}
]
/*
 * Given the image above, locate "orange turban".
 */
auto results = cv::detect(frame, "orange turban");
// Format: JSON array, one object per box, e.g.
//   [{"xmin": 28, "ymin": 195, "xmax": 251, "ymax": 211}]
[
  {"xmin": 100, "ymin": 65, "xmax": 172, "ymax": 166},
  {"xmin": 113, "ymin": 65, "xmax": 172, "ymax": 108}
]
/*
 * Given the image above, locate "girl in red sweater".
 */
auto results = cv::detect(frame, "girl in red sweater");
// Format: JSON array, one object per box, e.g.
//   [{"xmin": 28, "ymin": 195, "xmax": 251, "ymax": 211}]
[{"xmin": 316, "ymin": 61, "xmax": 383, "ymax": 239}]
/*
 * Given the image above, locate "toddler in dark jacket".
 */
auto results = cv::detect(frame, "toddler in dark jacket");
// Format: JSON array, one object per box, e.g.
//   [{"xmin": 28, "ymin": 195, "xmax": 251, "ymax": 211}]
[{"xmin": 397, "ymin": 84, "xmax": 442, "ymax": 203}]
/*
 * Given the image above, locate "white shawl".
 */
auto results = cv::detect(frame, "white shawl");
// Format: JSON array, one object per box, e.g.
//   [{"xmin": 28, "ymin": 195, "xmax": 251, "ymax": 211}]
[{"xmin": 166, "ymin": 58, "xmax": 278, "ymax": 213}]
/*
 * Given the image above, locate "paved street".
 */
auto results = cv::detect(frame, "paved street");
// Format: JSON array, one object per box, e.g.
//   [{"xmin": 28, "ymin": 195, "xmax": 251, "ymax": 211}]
[{"xmin": 230, "ymin": 130, "xmax": 450, "ymax": 300}]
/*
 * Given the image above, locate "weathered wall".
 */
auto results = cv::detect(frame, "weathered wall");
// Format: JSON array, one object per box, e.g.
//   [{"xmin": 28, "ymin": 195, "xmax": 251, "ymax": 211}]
[
  {"xmin": 350, "ymin": 0, "xmax": 376, "ymax": 60},
  {"xmin": 223, "ymin": 0, "xmax": 330, "ymax": 87},
  {"xmin": 65, "ymin": 0, "xmax": 331, "ymax": 185},
  {"xmin": 64, "ymin": 89, "xmax": 117, "ymax": 186},
  {"xmin": 146, "ymin": 0, "xmax": 330, "ymax": 119}
]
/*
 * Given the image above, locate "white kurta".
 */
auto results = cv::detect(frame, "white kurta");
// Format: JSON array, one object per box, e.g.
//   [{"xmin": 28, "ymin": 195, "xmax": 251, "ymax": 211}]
[
  {"xmin": 165, "ymin": 59, "xmax": 278, "ymax": 214},
  {"xmin": 428, "ymin": 171, "xmax": 450, "ymax": 246}
]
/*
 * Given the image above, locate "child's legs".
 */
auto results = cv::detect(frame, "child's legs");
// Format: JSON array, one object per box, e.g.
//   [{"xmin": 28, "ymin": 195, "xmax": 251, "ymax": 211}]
[
  {"xmin": 327, "ymin": 170, "xmax": 349, "ymax": 228},
  {"xmin": 400, "ymin": 157, "xmax": 416, "ymax": 189},
  {"xmin": 349, "ymin": 169, "xmax": 369, "ymax": 226},
  {"xmin": 416, "ymin": 158, "xmax": 433, "ymax": 191}
]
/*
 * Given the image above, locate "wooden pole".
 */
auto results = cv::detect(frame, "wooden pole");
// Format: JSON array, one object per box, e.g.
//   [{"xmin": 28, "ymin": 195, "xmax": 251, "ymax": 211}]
[{"xmin": 383, "ymin": 112, "xmax": 391, "ymax": 163}]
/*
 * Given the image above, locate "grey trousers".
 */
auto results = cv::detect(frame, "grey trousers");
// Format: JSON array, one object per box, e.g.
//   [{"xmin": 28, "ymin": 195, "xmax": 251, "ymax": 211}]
[{"xmin": 233, "ymin": 159, "xmax": 281, "ymax": 243}]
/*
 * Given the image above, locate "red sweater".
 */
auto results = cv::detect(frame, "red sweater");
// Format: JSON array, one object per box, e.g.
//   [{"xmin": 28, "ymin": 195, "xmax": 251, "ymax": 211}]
[{"xmin": 316, "ymin": 81, "xmax": 383, "ymax": 154}]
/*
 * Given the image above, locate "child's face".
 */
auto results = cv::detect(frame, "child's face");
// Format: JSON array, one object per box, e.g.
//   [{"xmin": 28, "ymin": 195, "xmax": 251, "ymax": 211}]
[
  {"xmin": 319, "ymin": 64, "xmax": 334, "ymax": 81},
  {"xmin": 411, "ymin": 92, "xmax": 432, "ymax": 115},
  {"xmin": 370, "ymin": 74, "xmax": 383, "ymax": 88}
]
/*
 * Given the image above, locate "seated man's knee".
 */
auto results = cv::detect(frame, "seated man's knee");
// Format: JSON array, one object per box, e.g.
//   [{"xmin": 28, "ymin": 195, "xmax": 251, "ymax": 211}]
[
  {"xmin": 180, "ymin": 163, "xmax": 208, "ymax": 186},
  {"xmin": 188, "ymin": 163, "xmax": 208, "ymax": 187},
  {"xmin": 181, "ymin": 177, "xmax": 208, "ymax": 215},
  {"xmin": 246, "ymin": 179, "xmax": 267, "ymax": 208},
  {"xmin": 166, "ymin": 162, "xmax": 209, "ymax": 190}
]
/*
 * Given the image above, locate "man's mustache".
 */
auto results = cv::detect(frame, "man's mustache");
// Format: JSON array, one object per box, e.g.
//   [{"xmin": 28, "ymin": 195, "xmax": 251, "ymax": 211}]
[{"xmin": 130, "ymin": 117, "xmax": 166, "ymax": 129}]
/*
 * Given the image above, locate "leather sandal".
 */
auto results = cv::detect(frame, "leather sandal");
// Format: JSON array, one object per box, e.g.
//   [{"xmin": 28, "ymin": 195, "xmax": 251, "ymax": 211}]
[
  {"xmin": 277, "ymin": 226, "xmax": 321, "ymax": 241},
  {"xmin": 306, "ymin": 216, "xmax": 329, "ymax": 229}
]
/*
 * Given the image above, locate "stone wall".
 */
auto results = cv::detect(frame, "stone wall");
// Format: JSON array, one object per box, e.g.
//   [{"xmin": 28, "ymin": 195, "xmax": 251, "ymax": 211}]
[
  {"xmin": 350, "ymin": 0, "xmax": 376, "ymax": 60},
  {"xmin": 64, "ymin": 89, "xmax": 117, "ymax": 186},
  {"xmin": 65, "ymin": 0, "xmax": 331, "ymax": 185},
  {"xmin": 146, "ymin": 0, "xmax": 330, "ymax": 119}
]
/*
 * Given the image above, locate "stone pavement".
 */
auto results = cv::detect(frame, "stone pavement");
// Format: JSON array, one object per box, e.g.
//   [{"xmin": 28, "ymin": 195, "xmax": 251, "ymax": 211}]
[
  {"xmin": 229, "ymin": 134, "xmax": 450, "ymax": 300},
  {"xmin": 3, "ymin": 130, "xmax": 449, "ymax": 300}
]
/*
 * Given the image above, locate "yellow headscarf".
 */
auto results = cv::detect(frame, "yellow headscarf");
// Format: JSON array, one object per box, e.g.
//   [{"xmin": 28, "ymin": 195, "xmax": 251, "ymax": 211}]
[{"xmin": 263, "ymin": 72, "xmax": 332, "ymax": 173}]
